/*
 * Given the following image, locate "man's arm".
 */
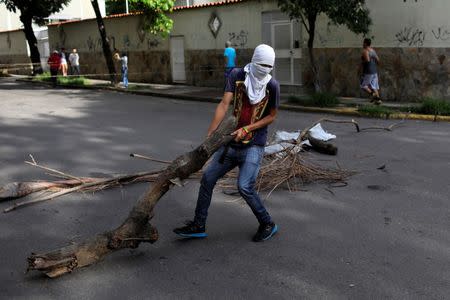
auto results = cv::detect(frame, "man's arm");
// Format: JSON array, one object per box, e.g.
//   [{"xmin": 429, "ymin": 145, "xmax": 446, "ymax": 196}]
[
  {"xmin": 207, "ymin": 92, "xmax": 234, "ymax": 136},
  {"xmin": 374, "ymin": 51, "xmax": 380, "ymax": 64},
  {"xmin": 231, "ymin": 107, "xmax": 278, "ymax": 142},
  {"xmin": 362, "ymin": 49, "xmax": 370, "ymax": 62}
]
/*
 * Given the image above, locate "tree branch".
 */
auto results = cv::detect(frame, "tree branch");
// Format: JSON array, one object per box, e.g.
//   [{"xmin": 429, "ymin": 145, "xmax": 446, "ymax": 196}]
[{"xmin": 27, "ymin": 114, "xmax": 237, "ymax": 278}]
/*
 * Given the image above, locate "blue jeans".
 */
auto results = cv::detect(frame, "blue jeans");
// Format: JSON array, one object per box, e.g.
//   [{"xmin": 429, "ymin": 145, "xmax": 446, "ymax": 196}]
[
  {"xmin": 194, "ymin": 145, "xmax": 272, "ymax": 226},
  {"xmin": 122, "ymin": 67, "xmax": 128, "ymax": 87}
]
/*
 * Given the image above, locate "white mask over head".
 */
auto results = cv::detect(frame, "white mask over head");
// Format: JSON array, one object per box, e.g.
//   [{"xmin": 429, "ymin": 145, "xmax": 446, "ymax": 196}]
[{"xmin": 244, "ymin": 44, "xmax": 275, "ymax": 104}]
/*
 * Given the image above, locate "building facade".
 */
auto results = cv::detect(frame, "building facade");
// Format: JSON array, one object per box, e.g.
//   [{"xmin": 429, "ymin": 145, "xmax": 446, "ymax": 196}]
[{"xmin": 2, "ymin": 0, "xmax": 449, "ymax": 101}]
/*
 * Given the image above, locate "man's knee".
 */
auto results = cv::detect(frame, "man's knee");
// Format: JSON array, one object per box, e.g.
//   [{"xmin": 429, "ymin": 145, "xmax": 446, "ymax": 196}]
[
  {"xmin": 238, "ymin": 182, "xmax": 255, "ymax": 197},
  {"xmin": 200, "ymin": 173, "xmax": 218, "ymax": 190}
]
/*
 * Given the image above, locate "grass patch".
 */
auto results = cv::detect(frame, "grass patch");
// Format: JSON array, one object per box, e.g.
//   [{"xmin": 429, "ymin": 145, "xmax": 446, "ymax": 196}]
[
  {"xmin": 415, "ymin": 98, "xmax": 450, "ymax": 116},
  {"xmin": 34, "ymin": 71, "xmax": 52, "ymax": 82},
  {"xmin": 358, "ymin": 105, "xmax": 394, "ymax": 119},
  {"xmin": 34, "ymin": 71, "xmax": 87, "ymax": 86},
  {"xmin": 288, "ymin": 92, "xmax": 339, "ymax": 108}
]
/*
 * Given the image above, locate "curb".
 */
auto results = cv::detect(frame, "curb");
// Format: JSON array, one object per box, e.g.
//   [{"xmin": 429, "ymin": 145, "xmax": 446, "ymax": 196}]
[{"xmin": 15, "ymin": 78, "xmax": 450, "ymax": 122}]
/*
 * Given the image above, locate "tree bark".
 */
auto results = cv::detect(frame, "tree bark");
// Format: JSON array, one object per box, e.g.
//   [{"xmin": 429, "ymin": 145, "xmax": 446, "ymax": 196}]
[
  {"xmin": 20, "ymin": 14, "xmax": 43, "ymax": 75},
  {"xmin": 307, "ymin": 13, "xmax": 321, "ymax": 93},
  {"xmin": 27, "ymin": 114, "xmax": 237, "ymax": 278},
  {"xmin": 91, "ymin": 0, "xmax": 117, "ymax": 84}
]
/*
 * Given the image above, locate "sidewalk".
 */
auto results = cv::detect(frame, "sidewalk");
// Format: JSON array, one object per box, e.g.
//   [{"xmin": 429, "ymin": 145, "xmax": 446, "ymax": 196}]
[{"xmin": 14, "ymin": 76, "xmax": 450, "ymax": 122}]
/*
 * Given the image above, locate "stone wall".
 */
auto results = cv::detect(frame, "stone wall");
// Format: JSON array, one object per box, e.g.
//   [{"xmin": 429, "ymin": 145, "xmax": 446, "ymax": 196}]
[
  {"xmin": 305, "ymin": 48, "xmax": 450, "ymax": 101},
  {"xmin": 185, "ymin": 48, "xmax": 252, "ymax": 86}
]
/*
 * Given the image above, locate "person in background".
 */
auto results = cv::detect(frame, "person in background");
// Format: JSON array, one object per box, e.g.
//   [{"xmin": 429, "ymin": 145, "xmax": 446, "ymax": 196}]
[
  {"xmin": 60, "ymin": 48, "xmax": 68, "ymax": 77},
  {"xmin": 114, "ymin": 52, "xmax": 128, "ymax": 88},
  {"xmin": 224, "ymin": 41, "xmax": 236, "ymax": 84},
  {"xmin": 359, "ymin": 38, "xmax": 381, "ymax": 104},
  {"xmin": 48, "ymin": 50, "xmax": 61, "ymax": 87},
  {"xmin": 68, "ymin": 48, "xmax": 80, "ymax": 76}
]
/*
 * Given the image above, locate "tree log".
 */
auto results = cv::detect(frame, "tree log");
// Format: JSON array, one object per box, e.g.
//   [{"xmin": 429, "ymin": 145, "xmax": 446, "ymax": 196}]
[
  {"xmin": 27, "ymin": 114, "xmax": 237, "ymax": 278},
  {"xmin": 306, "ymin": 134, "xmax": 338, "ymax": 156}
]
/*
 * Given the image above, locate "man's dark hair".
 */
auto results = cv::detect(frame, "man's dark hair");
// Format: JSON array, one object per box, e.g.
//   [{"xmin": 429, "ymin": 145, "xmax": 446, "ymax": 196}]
[{"xmin": 363, "ymin": 38, "xmax": 372, "ymax": 46}]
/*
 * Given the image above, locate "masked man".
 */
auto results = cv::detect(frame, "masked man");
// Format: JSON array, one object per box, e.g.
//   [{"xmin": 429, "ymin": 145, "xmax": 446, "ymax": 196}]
[{"xmin": 174, "ymin": 44, "xmax": 280, "ymax": 242}]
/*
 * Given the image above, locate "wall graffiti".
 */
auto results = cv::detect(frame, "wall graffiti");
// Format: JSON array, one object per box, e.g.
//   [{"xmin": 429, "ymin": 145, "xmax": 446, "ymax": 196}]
[
  {"xmin": 147, "ymin": 38, "xmax": 160, "ymax": 49},
  {"xmin": 123, "ymin": 35, "xmax": 131, "ymax": 49},
  {"xmin": 395, "ymin": 27, "xmax": 426, "ymax": 46},
  {"xmin": 86, "ymin": 35, "xmax": 116, "ymax": 51},
  {"xmin": 395, "ymin": 25, "xmax": 450, "ymax": 46},
  {"xmin": 58, "ymin": 27, "xmax": 67, "ymax": 46},
  {"xmin": 228, "ymin": 30, "xmax": 248, "ymax": 48},
  {"xmin": 6, "ymin": 33, "xmax": 11, "ymax": 49},
  {"xmin": 432, "ymin": 27, "xmax": 450, "ymax": 41}
]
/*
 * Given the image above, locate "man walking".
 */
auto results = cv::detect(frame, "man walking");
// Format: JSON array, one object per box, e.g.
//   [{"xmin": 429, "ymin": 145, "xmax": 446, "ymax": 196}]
[
  {"xmin": 68, "ymin": 48, "xmax": 80, "ymax": 76},
  {"xmin": 360, "ymin": 38, "xmax": 381, "ymax": 104},
  {"xmin": 174, "ymin": 44, "xmax": 279, "ymax": 242}
]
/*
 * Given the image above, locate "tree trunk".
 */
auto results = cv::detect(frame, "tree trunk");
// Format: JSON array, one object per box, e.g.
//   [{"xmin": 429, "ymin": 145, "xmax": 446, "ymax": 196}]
[
  {"xmin": 91, "ymin": 0, "xmax": 117, "ymax": 84},
  {"xmin": 307, "ymin": 13, "xmax": 321, "ymax": 93},
  {"xmin": 20, "ymin": 15, "xmax": 43, "ymax": 75},
  {"xmin": 27, "ymin": 114, "xmax": 237, "ymax": 278}
]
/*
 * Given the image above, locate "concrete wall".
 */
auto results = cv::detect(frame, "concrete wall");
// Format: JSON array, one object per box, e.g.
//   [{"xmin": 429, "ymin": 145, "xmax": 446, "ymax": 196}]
[
  {"xmin": 47, "ymin": 0, "xmax": 278, "ymax": 85},
  {"xmin": 0, "ymin": 29, "xmax": 31, "ymax": 75}
]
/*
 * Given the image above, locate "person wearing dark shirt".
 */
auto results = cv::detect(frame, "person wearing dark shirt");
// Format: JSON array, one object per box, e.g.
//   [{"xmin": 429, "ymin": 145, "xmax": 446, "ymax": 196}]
[
  {"xmin": 47, "ymin": 50, "xmax": 61, "ymax": 87},
  {"xmin": 174, "ymin": 44, "xmax": 280, "ymax": 242},
  {"xmin": 359, "ymin": 38, "xmax": 381, "ymax": 104}
]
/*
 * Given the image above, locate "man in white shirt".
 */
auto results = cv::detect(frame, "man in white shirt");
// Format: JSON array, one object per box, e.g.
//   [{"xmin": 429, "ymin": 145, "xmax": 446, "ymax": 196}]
[{"xmin": 68, "ymin": 48, "xmax": 80, "ymax": 76}]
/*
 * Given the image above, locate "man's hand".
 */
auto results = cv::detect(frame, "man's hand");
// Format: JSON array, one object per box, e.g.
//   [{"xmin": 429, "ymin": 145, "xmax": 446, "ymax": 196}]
[{"xmin": 231, "ymin": 127, "xmax": 248, "ymax": 142}]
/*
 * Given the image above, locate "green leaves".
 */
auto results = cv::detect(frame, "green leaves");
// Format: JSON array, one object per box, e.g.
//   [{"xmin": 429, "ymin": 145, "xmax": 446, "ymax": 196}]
[
  {"xmin": 278, "ymin": 0, "xmax": 372, "ymax": 36},
  {"xmin": 129, "ymin": 0, "xmax": 174, "ymax": 36},
  {"xmin": 0, "ymin": 0, "xmax": 70, "ymax": 24}
]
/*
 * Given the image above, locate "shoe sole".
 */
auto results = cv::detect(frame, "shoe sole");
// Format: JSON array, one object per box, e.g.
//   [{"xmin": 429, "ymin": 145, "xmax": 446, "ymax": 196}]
[{"xmin": 175, "ymin": 232, "xmax": 208, "ymax": 238}]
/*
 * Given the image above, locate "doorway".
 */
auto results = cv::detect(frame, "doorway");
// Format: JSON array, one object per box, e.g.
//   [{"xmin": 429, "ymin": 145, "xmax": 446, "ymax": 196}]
[
  {"xmin": 263, "ymin": 11, "xmax": 302, "ymax": 86},
  {"xmin": 170, "ymin": 36, "xmax": 186, "ymax": 83}
]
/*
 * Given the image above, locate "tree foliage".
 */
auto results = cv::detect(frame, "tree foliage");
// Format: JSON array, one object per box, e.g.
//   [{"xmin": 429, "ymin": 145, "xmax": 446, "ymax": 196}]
[
  {"xmin": 0, "ymin": 0, "xmax": 70, "ymax": 25},
  {"xmin": 277, "ymin": 0, "xmax": 372, "ymax": 91},
  {"xmin": 277, "ymin": 0, "xmax": 372, "ymax": 37},
  {"xmin": 130, "ymin": 0, "xmax": 174, "ymax": 37}
]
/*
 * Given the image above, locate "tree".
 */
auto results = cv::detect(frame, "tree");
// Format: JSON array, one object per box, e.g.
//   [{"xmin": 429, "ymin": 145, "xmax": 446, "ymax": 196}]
[
  {"xmin": 129, "ymin": 0, "xmax": 174, "ymax": 37},
  {"xmin": 0, "ymin": 0, "xmax": 70, "ymax": 75},
  {"xmin": 91, "ymin": 0, "xmax": 117, "ymax": 84},
  {"xmin": 277, "ymin": 0, "xmax": 372, "ymax": 92},
  {"xmin": 92, "ymin": 0, "xmax": 174, "ymax": 84}
]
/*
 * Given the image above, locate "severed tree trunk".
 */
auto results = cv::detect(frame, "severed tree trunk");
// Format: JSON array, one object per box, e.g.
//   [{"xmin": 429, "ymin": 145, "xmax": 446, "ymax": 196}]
[
  {"xmin": 27, "ymin": 114, "xmax": 237, "ymax": 278},
  {"xmin": 20, "ymin": 14, "xmax": 43, "ymax": 75},
  {"xmin": 91, "ymin": 0, "xmax": 117, "ymax": 84}
]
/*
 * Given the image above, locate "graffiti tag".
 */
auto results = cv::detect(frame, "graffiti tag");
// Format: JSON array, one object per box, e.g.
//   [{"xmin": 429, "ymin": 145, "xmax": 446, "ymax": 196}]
[
  {"xmin": 228, "ymin": 30, "xmax": 248, "ymax": 48},
  {"xmin": 432, "ymin": 27, "xmax": 450, "ymax": 41},
  {"xmin": 395, "ymin": 27, "xmax": 426, "ymax": 46},
  {"xmin": 147, "ymin": 38, "xmax": 160, "ymax": 49}
]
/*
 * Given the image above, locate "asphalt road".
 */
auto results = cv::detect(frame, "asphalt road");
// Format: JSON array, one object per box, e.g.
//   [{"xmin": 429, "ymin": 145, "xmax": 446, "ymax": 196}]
[{"xmin": 1, "ymin": 78, "xmax": 449, "ymax": 299}]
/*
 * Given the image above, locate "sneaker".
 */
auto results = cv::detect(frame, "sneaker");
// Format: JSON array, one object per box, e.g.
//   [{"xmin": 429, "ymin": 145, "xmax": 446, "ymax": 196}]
[
  {"xmin": 252, "ymin": 222, "xmax": 278, "ymax": 242},
  {"xmin": 173, "ymin": 220, "xmax": 207, "ymax": 238}
]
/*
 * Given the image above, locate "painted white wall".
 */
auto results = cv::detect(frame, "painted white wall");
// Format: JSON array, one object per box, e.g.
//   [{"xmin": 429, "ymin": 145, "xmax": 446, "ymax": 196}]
[
  {"xmin": 0, "ymin": 30, "xmax": 28, "ymax": 55},
  {"xmin": 171, "ymin": 0, "xmax": 279, "ymax": 50},
  {"xmin": 313, "ymin": 0, "xmax": 450, "ymax": 48}
]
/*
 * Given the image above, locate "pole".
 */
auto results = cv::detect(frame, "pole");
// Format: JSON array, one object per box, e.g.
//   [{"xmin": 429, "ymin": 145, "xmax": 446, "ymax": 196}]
[{"xmin": 125, "ymin": 0, "xmax": 129, "ymax": 13}]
